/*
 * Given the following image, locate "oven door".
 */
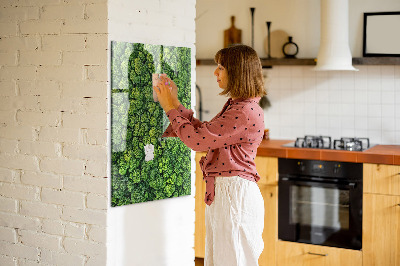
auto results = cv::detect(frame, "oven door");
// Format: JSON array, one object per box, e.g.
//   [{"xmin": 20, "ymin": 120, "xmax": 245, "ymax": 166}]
[{"xmin": 278, "ymin": 176, "xmax": 362, "ymax": 250}]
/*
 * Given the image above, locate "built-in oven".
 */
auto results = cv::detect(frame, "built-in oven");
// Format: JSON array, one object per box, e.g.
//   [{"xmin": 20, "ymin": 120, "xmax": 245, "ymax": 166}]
[{"xmin": 278, "ymin": 158, "xmax": 363, "ymax": 250}]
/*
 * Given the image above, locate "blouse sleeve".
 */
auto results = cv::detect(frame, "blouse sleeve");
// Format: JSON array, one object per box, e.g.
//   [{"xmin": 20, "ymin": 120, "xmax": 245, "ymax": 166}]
[
  {"xmin": 165, "ymin": 106, "xmax": 249, "ymax": 152},
  {"xmin": 162, "ymin": 104, "xmax": 203, "ymax": 138}
]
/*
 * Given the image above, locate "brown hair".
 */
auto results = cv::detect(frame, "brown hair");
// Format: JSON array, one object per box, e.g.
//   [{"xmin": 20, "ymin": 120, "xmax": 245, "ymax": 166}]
[{"xmin": 214, "ymin": 44, "xmax": 266, "ymax": 99}]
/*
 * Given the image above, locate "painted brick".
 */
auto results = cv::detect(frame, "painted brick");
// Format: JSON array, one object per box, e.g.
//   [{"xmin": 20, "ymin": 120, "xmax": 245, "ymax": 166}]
[
  {"xmin": 0, "ymin": 168, "xmax": 16, "ymax": 183},
  {"xmin": 40, "ymin": 249, "xmax": 85, "ymax": 266},
  {"xmin": 0, "ymin": 7, "xmax": 39, "ymax": 22},
  {"xmin": 64, "ymin": 175, "xmax": 107, "ymax": 195},
  {"xmin": 17, "ymin": 111, "xmax": 61, "ymax": 127},
  {"xmin": 41, "ymin": 188, "xmax": 85, "ymax": 208},
  {"xmin": 0, "ymin": 226, "xmax": 17, "ymax": 243},
  {"xmin": 86, "ymin": 193, "xmax": 107, "ymax": 210},
  {"xmin": 0, "ymin": 36, "xmax": 40, "ymax": 52},
  {"xmin": 0, "ymin": 66, "xmax": 37, "ymax": 81},
  {"xmin": 64, "ymin": 222, "xmax": 85, "ymax": 239},
  {"xmin": 38, "ymin": 127, "xmax": 79, "ymax": 143},
  {"xmin": 38, "ymin": 96, "xmax": 83, "ymax": 113},
  {"xmin": 61, "ymin": 19, "xmax": 107, "ymax": 34},
  {"xmin": 76, "ymin": 0, "xmax": 107, "ymax": 3},
  {"xmin": 0, "ymin": 154, "xmax": 38, "ymax": 171},
  {"xmin": 41, "ymin": 219, "xmax": 64, "ymax": 236},
  {"xmin": 61, "ymin": 80, "xmax": 107, "ymax": 98},
  {"xmin": 0, "ymin": 81, "xmax": 16, "ymax": 96},
  {"xmin": 19, "ymin": 51, "xmax": 62, "ymax": 66},
  {"xmin": 63, "ymin": 50, "xmax": 107, "ymax": 65},
  {"xmin": 84, "ymin": 160, "xmax": 107, "ymax": 177},
  {"xmin": 0, "ymin": 110, "xmax": 16, "ymax": 125},
  {"xmin": 21, "ymin": 171, "xmax": 62, "ymax": 189},
  {"xmin": 0, "ymin": 51, "xmax": 17, "ymax": 65},
  {"xmin": 0, "ymin": 212, "xmax": 41, "ymax": 231},
  {"xmin": 0, "ymin": 138, "xmax": 18, "ymax": 154},
  {"xmin": 87, "ymin": 225, "xmax": 106, "ymax": 243},
  {"xmin": 63, "ymin": 237, "xmax": 106, "ymax": 257},
  {"xmin": 0, "ymin": 241, "xmax": 39, "ymax": 261},
  {"xmin": 7, "ymin": 96, "xmax": 40, "ymax": 112},
  {"xmin": 41, "ymin": 4, "xmax": 84, "ymax": 20},
  {"xmin": 42, "ymin": 34, "xmax": 85, "ymax": 51},
  {"xmin": 0, "ymin": 255, "xmax": 16, "ymax": 266},
  {"xmin": 19, "ymin": 230, "xmax": 61, "ymax": 251},
  {"xmin": 61, "ymin": 207, "xmax": 106, "ymax": 226},
  {"xmin": 19, "ymin": 140, "xmax": 58, "ymax": 157},
  {"xmin": 0, "ymin": 126, "xmax": 35, "ymax": 141},
  {"xmin": 84, "ymin": 128, "xmax": 107, "ymax": 145},
  {"xmin": 86, "ymin": 255, "xmax": 106, "ymax": 266},
  {"xmin": 18, "ymin": 80, "xmax": 60, "ymax": 97},
  {"xmin": 0, "ymin": 196, "xmax": 17, "ymax": 213},
  {"xmin": 63, "ymin": 144, "xmax": 106, "ymax": 162},
  {"xmin": 0, "ymin": 183, "xmax": 39, "ymax": 201},
  {"xmin": 20, "ymin": 20, "xmax": 61, "ymax": 35},
  {"xmin": 85, "ymin": 65, "xmax": 107, "ymax": 82},
  {"xmin": 85, "ymin": 3, "xmax": 107, "ymax": 20},
  {"xmin": 62, "ymin": 113, "xmax": 107, "ymax": 129},
  {"xmin": 40, "ymin": 158, "xmax": 84, "ymax": 176},
  {"xmin": 20, "ymin": 200, "xmax": 61, "ymax": 219},
  {"xmin": 1, "ymin": 0, "xmax": 62, "ymax": 6},
  {"xmin": 18, "ymin": 259, "xmax": 42, "ymax": 266},
  {"xmin": 37, "ymin": 65, "xmax": 83, "ymax": 82},
  {"xmin": 85, "ymin": 34, "xmax": 108, "ymax": 52}
]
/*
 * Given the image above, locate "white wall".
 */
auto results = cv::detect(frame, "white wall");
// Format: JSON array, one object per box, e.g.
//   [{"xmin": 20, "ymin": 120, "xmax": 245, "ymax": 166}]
[
  {"xmin": 196, "ymin": 0, "xmax": 400, "ymax": 58},
  {"xmin": 107, "ymin": 1, "xmax": 197, "ymax": 266},
  {"xmin": 0, "ymin": 1, "xmax": 108, "ymax": 265},
  {"xmin": 196, "ymin": 0, "xmax": 400, "ymax": 145}
]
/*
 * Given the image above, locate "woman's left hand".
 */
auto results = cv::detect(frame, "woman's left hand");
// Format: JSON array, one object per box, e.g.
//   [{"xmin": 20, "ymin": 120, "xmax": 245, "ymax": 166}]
[{"xmin": 154, "ymin": 76, "xmax": 176, "ymax": 113}]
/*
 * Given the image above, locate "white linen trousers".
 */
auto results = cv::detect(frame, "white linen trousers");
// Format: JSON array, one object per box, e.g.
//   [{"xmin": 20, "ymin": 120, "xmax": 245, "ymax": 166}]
[{"xmin": 205, "ymin": 176, "xmax": 265, "ymax": 266}]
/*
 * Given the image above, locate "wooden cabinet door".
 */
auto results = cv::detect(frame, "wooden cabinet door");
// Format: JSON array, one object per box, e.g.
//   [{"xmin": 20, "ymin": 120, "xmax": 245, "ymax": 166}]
[
  {"xmin": 194, "ymin": 152, "xmax": 207, "ymax": 258},
  {"xmin": 364, "ymin": 164, "xmax": 400, "ymax": 196},
  {"xmin": 259, "ymin": 185, "xmax": 278, "ymax": 266},
  {"xmin": 276, "ymin": 241, "xmax": 362, "ymax": 266},
  {"xmin": 363, "ymin": 193, "xmax": 400, "ymax": 266},
  {"xmin": 255, "ymin": 156, "xmax": 278, "ymax": 186}
]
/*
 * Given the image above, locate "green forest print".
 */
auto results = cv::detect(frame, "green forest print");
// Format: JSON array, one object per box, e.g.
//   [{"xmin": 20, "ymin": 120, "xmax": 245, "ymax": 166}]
[{"xmin": 111, "ymin": 41, "xmax": 191, "ymax": 207}]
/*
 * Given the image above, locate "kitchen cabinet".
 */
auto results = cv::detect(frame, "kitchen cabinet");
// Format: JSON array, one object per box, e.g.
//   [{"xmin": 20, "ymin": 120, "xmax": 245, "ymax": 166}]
[
  {"xmin": 363, "ymin": 163, "xmax": 400, "ymax": 196},
  {"xmin": 276, "ymin": 241, "xmax": 362, "ymax": 266},
  {"xmin": 195, "ymin": 152, "xmax": 207, "ymax": 258},
  {"xmin": 363, "ymin": 163, "xmax": 400, "ymax": 266}
]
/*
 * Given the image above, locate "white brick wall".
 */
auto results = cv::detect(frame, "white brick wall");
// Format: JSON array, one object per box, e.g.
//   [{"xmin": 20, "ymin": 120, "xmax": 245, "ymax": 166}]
[{"xmin": 0, "ymin": 0, "xmax": 108, "ymax": 265}]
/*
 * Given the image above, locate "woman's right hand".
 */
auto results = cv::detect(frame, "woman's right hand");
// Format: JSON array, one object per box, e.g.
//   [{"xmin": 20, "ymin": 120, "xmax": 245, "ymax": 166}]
[{"xmin": 163, "ymin": 76, "xmax": 180, "ymax": 108}]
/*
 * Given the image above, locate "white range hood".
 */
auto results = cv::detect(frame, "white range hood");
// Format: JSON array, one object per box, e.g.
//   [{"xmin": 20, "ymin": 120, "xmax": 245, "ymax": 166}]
[{"xmin": 314, "ymin": 0, "xmax": 358, "ymax": 71}]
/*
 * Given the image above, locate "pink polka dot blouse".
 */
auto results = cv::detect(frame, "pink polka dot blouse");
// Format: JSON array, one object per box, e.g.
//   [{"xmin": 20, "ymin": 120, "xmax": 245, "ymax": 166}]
[{"xmin": 162, "ymin": 97, "xmax": 265, "ymax": 205}]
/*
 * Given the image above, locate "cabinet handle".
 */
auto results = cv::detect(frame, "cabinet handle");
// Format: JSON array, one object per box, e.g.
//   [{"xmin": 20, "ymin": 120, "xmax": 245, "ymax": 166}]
[{"xmin": 307, "ymin": 252, "xmax": 328, "ymax": 257}]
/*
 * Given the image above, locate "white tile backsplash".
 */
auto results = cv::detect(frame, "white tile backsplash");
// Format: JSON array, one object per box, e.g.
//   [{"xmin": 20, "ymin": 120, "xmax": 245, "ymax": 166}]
[{"xmin": 196, "ymin": 65, "xmax": 400, "ymax": 144}]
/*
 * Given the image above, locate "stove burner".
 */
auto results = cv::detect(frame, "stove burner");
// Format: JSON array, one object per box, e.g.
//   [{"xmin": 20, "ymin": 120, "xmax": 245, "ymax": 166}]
[
  {"xmin": 333, "ymin": 137, "xmax": 370, "ymax": 151},
  {"xmin": 295, "ymin": 135, "xmax": 332, "ymax": 149}
]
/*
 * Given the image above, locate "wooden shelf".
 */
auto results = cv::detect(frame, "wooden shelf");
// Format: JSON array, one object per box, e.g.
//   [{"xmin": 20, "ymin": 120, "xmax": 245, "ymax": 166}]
[{"xmin": 196, "ymin": 57, "xmax": 400, "ymax": 67}]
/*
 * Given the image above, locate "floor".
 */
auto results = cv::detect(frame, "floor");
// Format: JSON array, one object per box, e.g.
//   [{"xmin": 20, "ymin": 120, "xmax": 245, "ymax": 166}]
[{"xmin": 195, "ymin": 257, "xmax": 204, "ymax": 266}]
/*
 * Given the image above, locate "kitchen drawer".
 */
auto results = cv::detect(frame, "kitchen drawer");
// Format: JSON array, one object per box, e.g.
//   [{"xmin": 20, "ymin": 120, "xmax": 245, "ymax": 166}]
[
  {"xmin": 276, "ymin": 241, "xmax": 362, "ymax": 266},
  {"xmin": 364, "ymin": 164, "xmax": 400, "ymax": 196}
]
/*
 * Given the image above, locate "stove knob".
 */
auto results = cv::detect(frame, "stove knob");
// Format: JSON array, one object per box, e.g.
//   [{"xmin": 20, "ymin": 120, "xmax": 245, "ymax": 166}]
[{"xmin": 334, "ymin": 164, "xmax": 341, "ymax": 174}]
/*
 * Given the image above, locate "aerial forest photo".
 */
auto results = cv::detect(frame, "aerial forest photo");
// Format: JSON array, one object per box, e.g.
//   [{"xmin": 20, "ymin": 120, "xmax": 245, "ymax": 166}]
[{"xmin": 111, "ymin": 41, "xmax": 192, "ymax": 207}]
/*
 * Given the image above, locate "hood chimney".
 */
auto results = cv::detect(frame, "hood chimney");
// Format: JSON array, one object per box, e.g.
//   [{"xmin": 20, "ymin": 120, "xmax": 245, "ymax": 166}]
[{"xmin": 314, "ymin": 0, "xmax": 358, "ymax": 71}]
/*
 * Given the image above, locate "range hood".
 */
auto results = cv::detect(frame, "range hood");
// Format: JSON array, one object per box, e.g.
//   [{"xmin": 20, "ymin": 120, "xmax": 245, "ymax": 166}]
[{"xmin": 314, "ymin": 0, "xmax": 358, "ymax": 71}]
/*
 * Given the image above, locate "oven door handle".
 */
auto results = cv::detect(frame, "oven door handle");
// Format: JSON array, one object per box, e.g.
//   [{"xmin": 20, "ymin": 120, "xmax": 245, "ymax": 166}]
[{"xmin": 280, "ymin": 177, "xmax": 356, "ymax": 189}]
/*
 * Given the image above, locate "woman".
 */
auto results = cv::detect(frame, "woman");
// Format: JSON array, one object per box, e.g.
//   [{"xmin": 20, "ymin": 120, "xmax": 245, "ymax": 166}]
[{"xmin": 154, "ymin": 44, "xmax": 266, "ymax": 266}]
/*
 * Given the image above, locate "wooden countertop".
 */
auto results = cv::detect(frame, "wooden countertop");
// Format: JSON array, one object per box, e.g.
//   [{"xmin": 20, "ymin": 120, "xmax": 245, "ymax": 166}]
[{"xmin": 256, "ymin": 139, "xmax": 400, "ymax": 165}]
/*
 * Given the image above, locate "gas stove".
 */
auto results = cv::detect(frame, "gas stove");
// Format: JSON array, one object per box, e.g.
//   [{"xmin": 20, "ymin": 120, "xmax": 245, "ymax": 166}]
[{"xmin": 283, "ymin": 135, "xmax": 373, "ymax": 151}]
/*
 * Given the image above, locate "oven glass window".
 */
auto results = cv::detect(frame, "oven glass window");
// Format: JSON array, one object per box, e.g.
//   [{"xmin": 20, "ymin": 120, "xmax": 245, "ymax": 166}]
[{"xmin": 290, "ymin": 186, "xmax": 349, "ymax": 230}]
